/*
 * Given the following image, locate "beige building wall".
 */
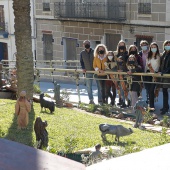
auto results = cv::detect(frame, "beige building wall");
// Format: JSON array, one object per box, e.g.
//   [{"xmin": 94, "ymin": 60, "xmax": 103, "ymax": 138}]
[{"xmin": 35, "ymin": 0, "xmax": 168, "ymax": 60}]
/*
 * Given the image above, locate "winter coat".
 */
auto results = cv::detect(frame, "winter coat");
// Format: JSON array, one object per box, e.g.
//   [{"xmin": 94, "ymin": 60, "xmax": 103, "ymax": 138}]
[
  {"xmin": 160, "ymin": 51, "xmax": 170, "ymax": 88},
  {"xmin": 80, "ymin": 48, "xmax": 94, "ymax": 71}
]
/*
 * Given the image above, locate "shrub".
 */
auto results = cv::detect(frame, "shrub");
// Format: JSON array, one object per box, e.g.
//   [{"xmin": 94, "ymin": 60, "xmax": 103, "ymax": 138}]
[{"xmin": 33, "ymin": 84, "xmax": 41, "ymax": 94}]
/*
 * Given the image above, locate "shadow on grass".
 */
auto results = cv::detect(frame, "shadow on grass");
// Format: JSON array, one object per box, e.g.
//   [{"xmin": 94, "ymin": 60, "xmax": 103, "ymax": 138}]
[
  {"xmin": 40, "ymin": 110, "xmax": 54, "ymax": 115},
  {"xmin": 102, "ymin": 139, "xmax": 136, "ymax": 147},
  {"xmin": 4, "ymin": 106, "xmax": 35, "ymax": 147}
]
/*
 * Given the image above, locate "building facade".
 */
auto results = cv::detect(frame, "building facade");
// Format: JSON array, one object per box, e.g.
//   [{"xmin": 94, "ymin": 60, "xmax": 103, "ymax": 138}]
[
  {"xmin": 35, "ymin": 0, "xmax": 170, "ymax": 61},
  {"xmin": 0, "ymin": 0, "xmax": 15, "ymax": 61},
  {"xmin": 0, "ymin": 0, "xmax": 36, "ymax": 61}
]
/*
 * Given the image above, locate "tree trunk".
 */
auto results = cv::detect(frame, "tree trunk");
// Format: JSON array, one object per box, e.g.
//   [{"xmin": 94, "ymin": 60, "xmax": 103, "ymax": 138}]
[{"xmin": 13, "ymin": 0, "xmax": 34, "ymax": 100}]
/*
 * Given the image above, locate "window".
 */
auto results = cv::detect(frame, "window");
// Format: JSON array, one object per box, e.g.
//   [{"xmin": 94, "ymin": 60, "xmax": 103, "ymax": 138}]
[
  {"xmin": 0, "ymin": 5, "xmax": 5, "ymax": 31},
  {"xmin": 43, "ymin": 3, "xmax": 50, "ymax": 11},
  {"xmin": 43, "ymin": 34, "xmax": 53, "ymax": 60},
  {"xmin": 138, "ymin": 3, "xmax": 151, "ymax": 14},
  {"xmin": 106, "ymin": 34, "xmax": 121, "ymax": 51},
  {"xmin": 62, "ymin": 37, "xmax": 78, "ymax": 69}
]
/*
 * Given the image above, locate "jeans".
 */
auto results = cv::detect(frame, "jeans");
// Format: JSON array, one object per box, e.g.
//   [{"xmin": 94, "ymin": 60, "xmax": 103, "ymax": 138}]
[
  {"xmin": 120, "ymin": 84, "xmax": 125, "ymax": 102},
  {"xmin": 94, "ymin": 74, "xmax": 103, "ymax": 102},
  {"xmin": 130, "ymin": 91, "xmax": 138, "ymax": 107},
  {"xmin": 85, "ymin": 73, "xmax": 94, "ymax": 101}
]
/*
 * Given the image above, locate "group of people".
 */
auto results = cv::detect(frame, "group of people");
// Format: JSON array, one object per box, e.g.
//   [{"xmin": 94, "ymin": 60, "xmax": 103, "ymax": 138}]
[{"xmin": 80, "ymin": 39, "xmax": 170, "ymax": 115}]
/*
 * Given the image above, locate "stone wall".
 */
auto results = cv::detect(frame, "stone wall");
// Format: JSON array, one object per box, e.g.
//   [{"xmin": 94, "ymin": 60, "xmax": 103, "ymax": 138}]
[{"xmin": 36, "ymin": 19, "xmax": 166, "ymax": 60}]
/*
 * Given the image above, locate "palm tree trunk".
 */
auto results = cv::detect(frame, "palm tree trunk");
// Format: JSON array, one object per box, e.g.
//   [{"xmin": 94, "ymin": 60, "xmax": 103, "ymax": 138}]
[{"xmin": 13, "ymin": 0, "xmax": 34, "ymax": 100}]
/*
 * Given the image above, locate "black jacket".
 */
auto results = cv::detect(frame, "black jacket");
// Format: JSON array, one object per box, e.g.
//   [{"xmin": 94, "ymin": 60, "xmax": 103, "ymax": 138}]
[{"xmin": 160, "ymin": 51, "xmax": 170, "ymax": 88}]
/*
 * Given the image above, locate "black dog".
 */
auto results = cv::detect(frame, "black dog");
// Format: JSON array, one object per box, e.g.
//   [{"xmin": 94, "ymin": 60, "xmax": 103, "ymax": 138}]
[
  {"xmin": 34, "ymin": 117, "xmax": 48, "ymax": 149},
  {"xmin": 40, "ymin": 93, "xmax": 55, "ymax": 113}
]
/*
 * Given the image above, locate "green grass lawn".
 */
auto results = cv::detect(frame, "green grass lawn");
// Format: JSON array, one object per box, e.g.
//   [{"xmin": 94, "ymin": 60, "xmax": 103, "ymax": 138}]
[{"xmin": 0, "ymin": 99, "xmax": 170, "ymax": 156}]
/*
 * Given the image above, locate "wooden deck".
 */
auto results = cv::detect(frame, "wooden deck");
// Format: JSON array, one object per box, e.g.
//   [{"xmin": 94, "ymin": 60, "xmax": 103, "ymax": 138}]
[{"xmin": 0, "ymin": 138, "xmax": 85, "ymax": 170}]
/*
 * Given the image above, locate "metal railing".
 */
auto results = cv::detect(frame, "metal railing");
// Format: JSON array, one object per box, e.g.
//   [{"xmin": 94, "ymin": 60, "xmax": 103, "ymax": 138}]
[
  {"xmin": 1, "ymin": 59, "xmax": 170, "ymax": 85},
  {"xmin": 54, "ymin": 2, "xmax": 126, "ymax": 21}
]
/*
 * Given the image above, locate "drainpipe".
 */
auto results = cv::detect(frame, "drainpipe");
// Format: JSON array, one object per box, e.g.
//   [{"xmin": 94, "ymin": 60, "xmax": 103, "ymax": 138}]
[
  {"xmin": 129, "ymin": 0, "xmax": 132, "ymax": 23},
  {"xmin": 32, "ymin": 0, "xmax": 37, "ymax": 61},
  {"xmin": 8, "ymin": 0, "xmax": 13, "ymax": 60}
]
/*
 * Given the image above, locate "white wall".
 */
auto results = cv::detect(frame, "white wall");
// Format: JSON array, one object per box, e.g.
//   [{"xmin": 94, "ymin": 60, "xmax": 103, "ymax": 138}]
[{"xmin": 0, "ymin": 0, "xmax": 36, "ymax": 60}]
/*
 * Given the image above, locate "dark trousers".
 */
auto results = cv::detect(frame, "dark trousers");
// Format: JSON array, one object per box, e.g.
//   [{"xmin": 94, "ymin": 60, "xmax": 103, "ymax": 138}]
[
  {"xmin": 163, "ymin": 88, "xmax": 169, "ymax": 110},
  {"xmin": 146, "ymin": 83, "xmax": 156, "ymax": 108},
  {"xmin": 98, "ymin": 76, "xmax": 107, "ymax": 103},
  {"xmin": 105, "ymin": 80, "xmax": 116, "ymax": 104}
]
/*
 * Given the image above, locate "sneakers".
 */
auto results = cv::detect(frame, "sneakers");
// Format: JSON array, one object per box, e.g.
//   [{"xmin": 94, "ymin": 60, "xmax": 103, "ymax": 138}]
[
  {"xmin": 120, "ymin": 102, "xmax": 127, "ymax": 108},
  {"xmin": 117, "ymin": 98, "xmax": 123, "ymax": 105},
  {"xmin": 160, "ymin": 107, "xmax": 169, "ymax": 111},
  {"xmin": 89, "ymin": 100, "xmax": 95, "ymax": 104},
  {"xmin": 160, "ymin": 109, "xmax": 169, "ymax": 115},
  {"xmin": 133, "ymin": 124, "xmax": 138, "ymax": 128},
  {"xmin": 139, "ymin": 125, "xmax": 146, "ymax": 130},
  {"xmin": 128, "ymin": 99, "xmax": 131, "ymax": 107},
  {"xmin": 149, "ymin": 108, "xmax": 155, "ymax": 113},
  {"xmin": 110, "ymin": 100, "xmax": 115, "ymax": 106}
]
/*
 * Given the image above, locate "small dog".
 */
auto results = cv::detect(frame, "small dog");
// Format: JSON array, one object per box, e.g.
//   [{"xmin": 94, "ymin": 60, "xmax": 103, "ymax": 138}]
[
  {"xmin": 40, "ymin": 93, "xmax": 55, "ymax": 113},
  {"xmin": 99, "ymin": 123, "xmax": 133, "ymax": 142},
  {"xmin": 34, "ymin": 117, "xmax": 48, "ymax": 149}
]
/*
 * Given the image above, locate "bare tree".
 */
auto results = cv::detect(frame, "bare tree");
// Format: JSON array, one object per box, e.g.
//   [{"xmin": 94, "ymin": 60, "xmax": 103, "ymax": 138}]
[{"xmin": 13, "ymin": 0, "xmax": 34, "ymax": 100}]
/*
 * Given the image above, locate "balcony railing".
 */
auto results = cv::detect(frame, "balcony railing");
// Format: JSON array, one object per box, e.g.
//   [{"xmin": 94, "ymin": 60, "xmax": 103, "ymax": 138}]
[
  {"xmin": 138, "ymin": 3, "xmax": 151, "ymax": 14},
  {"xmin": 0, "ymin": 22, "xmax": 8, "ymax": 38},
  {"xmin": 54, "ymin": 2, "xmax": 126, "ymax": 21}
]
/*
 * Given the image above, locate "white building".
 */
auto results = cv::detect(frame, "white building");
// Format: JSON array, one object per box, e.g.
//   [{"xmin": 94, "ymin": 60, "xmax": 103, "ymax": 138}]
[{"xmin": 0, "ymin": 0, "xmax": 36, "ymax": 61}]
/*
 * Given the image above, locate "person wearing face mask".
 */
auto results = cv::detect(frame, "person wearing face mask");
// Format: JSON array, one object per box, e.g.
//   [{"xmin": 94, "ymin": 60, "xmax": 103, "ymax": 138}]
[
  {"xmin": 128, "ymin": 45, "xmax": 144, "ymax": 97},
  {"xmin": 139, "ymin": 40, "xmax": 149, "ymax": 71},
  {"xmin": 128, "ymin": 45, "xmax": 143, "ymax": 70},
  {"xmin": 159, "ymin": 40, "xmax": 170, "ymax": 115},
  {"xmin": 145, "ymin": 42, "xmax": 160, "ymax": 112},
  {"xmin": 126, "ymin": 55, "xmax": 142, "ymax": 107},
  {"xmin": 104, "ymin": 51, "xmax": 117, "ymax": 105},
  {"xmin": 80, "ymin": 40, "xmax": 95, "ymax": 104},
  {"xmin": 138, "ymin": 40, "xmax": 149, "ymax": 103},
  {"xmin": 114, "ymin": 40, "xmax": 129, "ymax": 107},
  {"xmin": 93, "ymin": 44, "xmax": 108, "ymax": 105}
]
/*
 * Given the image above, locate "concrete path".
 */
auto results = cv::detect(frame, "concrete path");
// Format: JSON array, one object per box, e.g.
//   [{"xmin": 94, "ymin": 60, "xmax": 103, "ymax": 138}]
[{"xmin": 86, "ymin": 143, "xmax": 170, "ymax": 170}]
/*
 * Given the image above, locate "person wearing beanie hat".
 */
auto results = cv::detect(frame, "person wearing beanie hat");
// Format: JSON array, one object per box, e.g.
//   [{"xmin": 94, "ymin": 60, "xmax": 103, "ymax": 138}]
[{"xmin": 15, "ymin": 91, "xmax": 31, "ymax": 130}]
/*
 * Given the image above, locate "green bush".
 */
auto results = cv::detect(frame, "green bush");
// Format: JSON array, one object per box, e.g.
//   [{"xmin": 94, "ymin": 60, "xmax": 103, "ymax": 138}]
[{"xmin": 33, "ymin": 84, "xmax": 41, "ymax": 94}]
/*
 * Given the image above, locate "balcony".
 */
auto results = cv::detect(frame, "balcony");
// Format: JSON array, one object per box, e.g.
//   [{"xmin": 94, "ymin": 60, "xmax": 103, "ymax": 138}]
[{"xmin": 54, "ymin": 2, "xmax": 126, "ymax": 21}]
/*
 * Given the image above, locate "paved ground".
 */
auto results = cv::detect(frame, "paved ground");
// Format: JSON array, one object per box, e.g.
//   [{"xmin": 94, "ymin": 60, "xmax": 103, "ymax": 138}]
[{"xmin": 39, "ymin": 81, "xmax": 166, "ymax": 116}]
